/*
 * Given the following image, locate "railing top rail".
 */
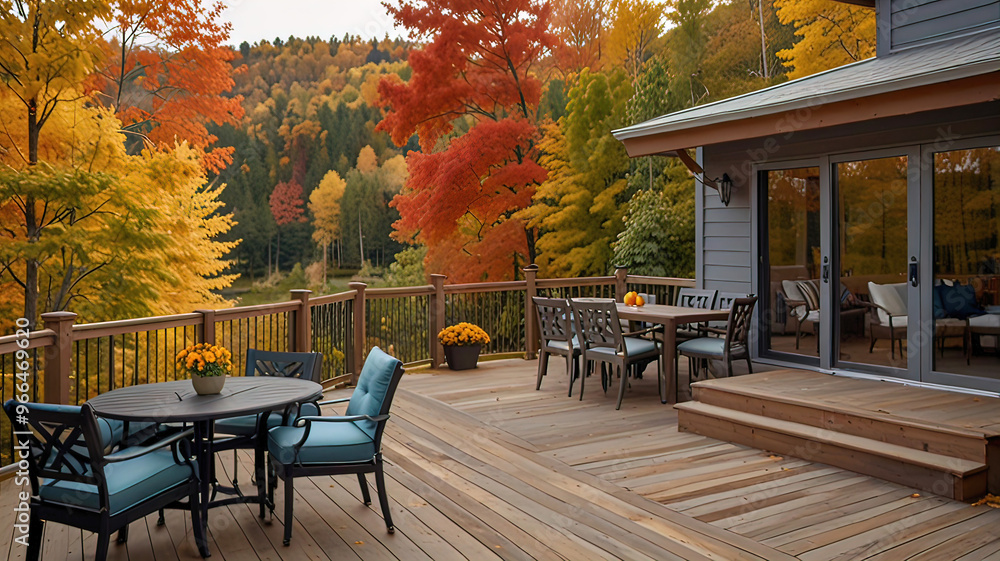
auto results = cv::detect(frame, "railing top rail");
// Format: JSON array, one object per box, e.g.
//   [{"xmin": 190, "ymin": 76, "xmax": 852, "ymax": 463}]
[
  {"xmin": 310, "ymin": 290, "xmax": 357, "ymax": 306},
  {"xmin": 626, "ymin": 275, "xmax": 696, "ymax": 287},
  {"xmin": 213, "ymin": 301, "xmax": 299, "ymax": 321},
  {"xmin": 367, "ymin": 285, "xmax": 434, "ymax": 298},
  {"xmin": 535, "ymin": 276, "xmax": 616, "ymax": 288},
  {"xmin": 72, "ymin": 313, "xmax": 202, "ymax": 341},
  {"xmin": 0, "ymin": 329, "xmax": 56, "ymax": 354},
  {"xmin": 445, "ymin": 280, "xmax": 526, "ymax": 294}
]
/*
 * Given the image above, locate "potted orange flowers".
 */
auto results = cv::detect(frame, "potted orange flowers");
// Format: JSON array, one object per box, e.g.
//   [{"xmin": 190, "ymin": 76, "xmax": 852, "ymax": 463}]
[
  {"xmin": 437, "ymin": 322, "xmax": 490, "ymax": 370},
  {"xmin": 176, "ymin": 343, "xmax": 234, "ymax": 395}
]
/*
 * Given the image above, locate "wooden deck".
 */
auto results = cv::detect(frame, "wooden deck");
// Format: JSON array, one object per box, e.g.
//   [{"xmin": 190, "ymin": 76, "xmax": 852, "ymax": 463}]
[{"xmin": 4, "ymin": 359, "xmax": 1000, "ymax": 560}]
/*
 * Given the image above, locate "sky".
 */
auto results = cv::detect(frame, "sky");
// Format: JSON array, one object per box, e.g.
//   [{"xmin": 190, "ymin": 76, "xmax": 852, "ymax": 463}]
[{"xmin": 221, "ymin": 0, "xmax": 405, "ymax": 46}]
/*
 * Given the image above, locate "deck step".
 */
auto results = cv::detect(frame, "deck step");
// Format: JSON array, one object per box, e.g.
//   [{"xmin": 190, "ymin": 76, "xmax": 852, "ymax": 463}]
[
  {"xmin": 675, "ymin": 401, "xmax": 988, "ymax": 501},
  {"xmin": 691, "ymin": 377, "xmax": 993, "ymax": 463}
]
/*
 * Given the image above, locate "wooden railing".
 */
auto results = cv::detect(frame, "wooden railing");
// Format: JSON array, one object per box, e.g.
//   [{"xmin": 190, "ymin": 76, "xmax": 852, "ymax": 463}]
[{"xmin": 0, "ymin": 268, "xmax": 692, "ymax": 468}]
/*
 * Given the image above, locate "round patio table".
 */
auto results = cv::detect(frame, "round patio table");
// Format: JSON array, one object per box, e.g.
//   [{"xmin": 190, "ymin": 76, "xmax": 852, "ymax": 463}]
[{"xmin": 89, "ymin": 376, "xmax": 323, "ymax": 558}]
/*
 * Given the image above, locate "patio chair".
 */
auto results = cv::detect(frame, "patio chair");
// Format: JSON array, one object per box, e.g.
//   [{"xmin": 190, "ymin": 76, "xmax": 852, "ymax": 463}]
[
  {"xmin": 3, "ymin": 400, "xmax": 201, "ymax": 561},
  {"xmin": 569, "ymin": 298, "xmax": 661, "ymax": 410},
  {"xmin": 214, "ymin": 349, "xmax": 323, "ymax": 504},
  {"xmin": 677, "ymin": 296, "xmax": 757, "ymax": 392},
  {"xmin": 532, "ymin": 296, "xmax": 582, "ymax": 397},
  {"xmin": 267, "ymin": 346, "xmax": 404, "ymax": 545},
  {"xmin": 675, "ymin": 287, "xmax": 718, "ymax": 341},
  {"xmin": 866, "ymin": 282, "xmax": 908, "ymax": 359},
  {"xmin": 786, "ymin": 281, "xmax": 866, "ymax": 351}
]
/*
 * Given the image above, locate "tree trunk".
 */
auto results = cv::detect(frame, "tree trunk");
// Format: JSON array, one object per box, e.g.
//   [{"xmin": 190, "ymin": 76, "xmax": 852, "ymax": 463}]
[
  {"xmin": 23, "ymin": 97, "xmax": 40, "ymax": 328},
  {"xmin": 275, "ymin": 230, "xmax": 281, "ymax": 274}
]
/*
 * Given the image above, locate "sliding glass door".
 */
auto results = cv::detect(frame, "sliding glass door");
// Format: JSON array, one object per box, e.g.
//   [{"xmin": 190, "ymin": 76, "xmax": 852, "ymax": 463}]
[{"xmin": 758, "ymin": 138, "xmax": 1000, "ymax": 391}]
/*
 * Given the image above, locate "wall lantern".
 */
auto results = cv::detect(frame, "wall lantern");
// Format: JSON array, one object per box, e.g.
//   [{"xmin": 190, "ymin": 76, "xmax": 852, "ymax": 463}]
[{"xmin": 717, "ymin": 173, "xmax": 733, "ymax": 206}]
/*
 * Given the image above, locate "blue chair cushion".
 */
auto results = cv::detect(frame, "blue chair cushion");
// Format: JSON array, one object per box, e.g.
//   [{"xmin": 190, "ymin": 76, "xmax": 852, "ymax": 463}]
[
  {"xmin": 545, "ymin": 336, "xmax": 581, "ymax": 352},
  {"xmin": 215, "ymin": 412, "xmax": 285, "ymax": 436},
  {"xmin": 39, "ymin": 450, "xmax": 194, "ymax": 515},
  {"xmin": 345, "ymin": 348, "xmax": 401, "ymax": 437},
  {"xmin": 268, "ymin": 421, "xmax": 375, "ymax": 465},
  {"xmin": 677, "ymin": 337, "xmax": 727, "ymax": 358},
  {"xmin": 588, "ymin": 336, "xmax": 658, "ymax": 358}
]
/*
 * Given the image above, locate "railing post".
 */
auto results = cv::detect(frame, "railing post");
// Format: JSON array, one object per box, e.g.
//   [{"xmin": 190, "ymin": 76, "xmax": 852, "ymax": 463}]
[
  {"xmin": 523, "ymin": 264, "xmax": 539, "ymax": 360},
  {"xmin": 196, "ymin": 309, "xmax": 216, "ymax": 346},
  {"xmin": 429, "ymin": 274, "xmax": 447, "ymax": 368},
  {"xmin": 615, "ymin": 265, "xmax": 629, "ymax": 300},
  {"xmin": 290, "ymin": 289, "xmax": 312, "ymax": 352},
  {"xmin": 348, "ymin": 282, "xmax": 367, "ymax": 385},
  {"xmin": 41, "ymin": 311, "xmax": 75, "ymax": 405}
]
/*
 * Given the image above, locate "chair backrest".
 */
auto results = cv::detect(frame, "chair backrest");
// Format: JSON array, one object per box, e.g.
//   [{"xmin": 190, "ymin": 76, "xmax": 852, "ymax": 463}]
[
  {"xmin": 345, "ymin": 347, "xmax": 405, "ymax": 439},
  {"xmin": 710, "ymin": 292, "xmax": 750, "ymax": 329},
  {"xmin": 724, "ymin": 296, "xmax": 758, "ymax": 353},
  {"xmin": 569, "ymin": 298, "xmax": 623, "ymax": 353},
  {"xmin": 3, "ymin": 399, "xmax": 108, "ymax": 504},
  {"xmin": 677, "ymin": 288, "xmax": 718, "ymax": 309},
  {"xmin": 245, "ymin": 349, "xmax": 323, "ymax": 383},
  {"xmin": 532, "ymin": 296, "xmax": 573, "ymax": 344}
]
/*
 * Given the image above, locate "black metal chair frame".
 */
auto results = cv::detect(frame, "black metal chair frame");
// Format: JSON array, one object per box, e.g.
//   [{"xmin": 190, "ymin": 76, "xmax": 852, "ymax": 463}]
[
  {"xmin": 267, "ymin": 356, "xmax": 405, "ymax": 546},
  {"xmin": 532, "ymin": 296, "xmax": 582, "ymax": 397},
  {"xmin": 679, "ymin": 296, "xmax": 758, "ymax": 389},
  {"xmin": 3, "ymin": 400, "xmax": 201, "ymax": 561},
  {"xmin": 212, "ymin": 349, "xmax": 323, "ymax": 505},
  {"xmin": 570, "ymin": 298, "xmax": 662, "ymax": 410}
]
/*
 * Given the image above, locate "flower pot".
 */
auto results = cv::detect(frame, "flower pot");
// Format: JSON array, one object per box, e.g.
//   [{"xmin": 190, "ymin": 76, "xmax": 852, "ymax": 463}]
[
  {"xmin": 191, "ymin": 373, "xmax": 226, "ymax": 395},
  {"xmin": 443, "ymin": 344, "xmax": 481, "ymax": 371}
]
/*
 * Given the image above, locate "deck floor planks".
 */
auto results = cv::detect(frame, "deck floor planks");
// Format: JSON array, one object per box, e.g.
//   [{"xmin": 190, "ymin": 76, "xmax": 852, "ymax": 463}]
[{"xmin": 5, "ymin": 359, "xmax": 1000, "ymax": 561}]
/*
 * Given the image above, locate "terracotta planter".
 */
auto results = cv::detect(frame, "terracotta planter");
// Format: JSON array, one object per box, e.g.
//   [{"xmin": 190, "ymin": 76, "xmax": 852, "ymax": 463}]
[
  {"xmin": 191, "ymin": 373, "xmax": 226, "ymax": 395},
  {"xmin": 443, "ymin": 344, "xmax": 481, "ymax": 371}
]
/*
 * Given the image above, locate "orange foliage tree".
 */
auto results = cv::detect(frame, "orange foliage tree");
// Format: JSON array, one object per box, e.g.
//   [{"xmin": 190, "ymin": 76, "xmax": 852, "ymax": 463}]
[
  {"xmin": 96, "ymin": 0, "xmax": 245, "ymax": 172},
  {"xmin": 377, "ymin": 0, "xmax": 558, "ymax": 281},
  {"xmin": 269, "ymin": 179, "xmax": 306, "ymax": 272}
]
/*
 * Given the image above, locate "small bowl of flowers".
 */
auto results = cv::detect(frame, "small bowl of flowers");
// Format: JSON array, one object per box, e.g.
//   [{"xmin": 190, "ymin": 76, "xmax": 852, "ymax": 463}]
[{"xmin": 176, "ymin": 343, "xmax": 234, "ymax": 395}]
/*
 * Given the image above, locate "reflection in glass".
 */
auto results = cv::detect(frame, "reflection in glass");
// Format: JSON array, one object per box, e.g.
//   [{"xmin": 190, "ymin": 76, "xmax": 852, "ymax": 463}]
[
  {"xmin": 933, "ymin": 147, "xmax": 1000, "ymax": 378},
  {"xmin": 764, "ymin": 168, "xmax": 820, "ymax": 358},
  {"xmin": 836, "ymin": 157, "xmax": 908, "ymax": 370}
]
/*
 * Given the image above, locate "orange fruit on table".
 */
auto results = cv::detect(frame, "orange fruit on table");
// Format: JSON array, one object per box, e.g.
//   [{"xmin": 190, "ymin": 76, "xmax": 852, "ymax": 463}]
[
  {"xmin": 635, "ymin": 295, "xmax": 645, "ymax": 307},
  {"xmin": 624, "ymin": 292, "xmax": 636, "ymax": 306}
]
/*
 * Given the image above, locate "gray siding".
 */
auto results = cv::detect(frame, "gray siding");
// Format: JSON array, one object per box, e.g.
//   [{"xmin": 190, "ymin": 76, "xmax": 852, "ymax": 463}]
[
  {"xmin": 887, "ymin": 0, "xmax": 999, "ymax": 51},
  {"xmin": 700, "ymin": 158, "xmax": 752, "ymax": 294}
]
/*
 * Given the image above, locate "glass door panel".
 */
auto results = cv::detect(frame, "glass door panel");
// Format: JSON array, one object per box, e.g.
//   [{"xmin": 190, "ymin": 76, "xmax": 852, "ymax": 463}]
[
  {"xmin": 762, "ymin": 167, "xmax": 821, "ymax": 360},
  {"xmin": 835, "ymin": 156, "xmax": 908, "ymax": 370},
  {"xmin": 932, "ymin": 146, "xmax": 1000, "ymax": 379}
]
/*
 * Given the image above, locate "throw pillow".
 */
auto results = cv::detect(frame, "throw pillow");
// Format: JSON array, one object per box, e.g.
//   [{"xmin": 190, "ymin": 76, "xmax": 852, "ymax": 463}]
[
  {"xmin": 939, "ymin": 283, "xmax": 985, "ymax": 319},
  {"xmin": 796, "ymin": 280, "xmax": 820, "ymax": 312}
]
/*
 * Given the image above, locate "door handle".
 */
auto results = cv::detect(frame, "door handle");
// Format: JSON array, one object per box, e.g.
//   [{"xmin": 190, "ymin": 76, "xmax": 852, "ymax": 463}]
[
  {"xmin": 909, "ymin": 262, "xmax": 919, "ymax": 287},
  {"xmin": 822, "ymin": 264, "xmax": 830, "ymax": 283}
]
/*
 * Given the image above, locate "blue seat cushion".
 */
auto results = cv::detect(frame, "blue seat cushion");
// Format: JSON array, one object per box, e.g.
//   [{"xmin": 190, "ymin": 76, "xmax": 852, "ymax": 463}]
[
  {"xmin": 545, "ymin": 336, "xmax": 581, "ymax": 352},
  {"xmin": 677, "ymin": 337, "xmax": 729, "ymax": 358},
  {"xmin": 39, "ymin": 450, "xmax": 194, "ymax": 515},
  {"xmin": 268, "ymin": 421, "xmax": 375, "ymax": 465},
  {"xmin": 215, "ymin": 412, "xmax": 285, "ymax": 436},
  {"xmin": 588, "ymin": 337, "xmax": 658, "ymax": 358}
]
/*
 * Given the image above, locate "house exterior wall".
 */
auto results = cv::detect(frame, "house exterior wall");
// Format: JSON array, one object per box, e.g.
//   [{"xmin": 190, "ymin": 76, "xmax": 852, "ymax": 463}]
[
  {"xmin": 698, "ymin": 101, "xmax": 1000, "ymax": 298},
  {"xmin": 878, "ymin": 0, "xmax": 1000, "ymax": 55}
]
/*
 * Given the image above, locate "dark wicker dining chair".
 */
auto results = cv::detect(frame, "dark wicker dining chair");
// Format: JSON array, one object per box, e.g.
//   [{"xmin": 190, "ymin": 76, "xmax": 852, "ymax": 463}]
[{"xmin": 677, "ymin": 296, "xmax": 757, "ymax": 396}]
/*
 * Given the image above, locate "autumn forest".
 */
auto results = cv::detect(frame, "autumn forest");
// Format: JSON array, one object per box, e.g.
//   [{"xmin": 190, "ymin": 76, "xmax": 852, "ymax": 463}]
[{"xmin": 0, "ymin": 0, "xmax": 876, "ymax": 328}]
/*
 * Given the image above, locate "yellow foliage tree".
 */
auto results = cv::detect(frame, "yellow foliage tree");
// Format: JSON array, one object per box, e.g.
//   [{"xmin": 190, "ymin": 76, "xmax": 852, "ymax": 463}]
[
  {"xmin": 774, "ymin": 0, "xmax": 876, "ymax": 79},
  {"xmin": 356, "ymin": 145, "xmax": 379, "ymax": 174},
  {"xmin": 309, "ymin": 170, "xmax": 347, "ymax": 277},
  {"xmin": 606, "ymin": 0, "xmax": 665, "ymax": 80},
  {"xmin": 0, "ymin": 91, "xmax": 237, "ymax": 325}
]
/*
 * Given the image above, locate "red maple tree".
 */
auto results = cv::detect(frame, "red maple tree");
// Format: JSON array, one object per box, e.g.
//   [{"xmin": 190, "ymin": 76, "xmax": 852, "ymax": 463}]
[
  {"xmin": 378, "ymin": 0, "xmax": 558, "ymax": 281},
  {"xmin": 269, "ymin": 180, "xmax": 307, "ymax": 272},
  {"xmin": 270, "ymin": 180, "xmax": 307, "ymax": 226}
]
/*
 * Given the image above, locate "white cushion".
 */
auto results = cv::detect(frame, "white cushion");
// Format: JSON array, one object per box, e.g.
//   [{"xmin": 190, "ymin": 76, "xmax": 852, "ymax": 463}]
[
  {"xmin": 868, "ymin": 282, "xmax": 908, "ymax": 325},
  {"xmin": 782, "ymin": 280, "xmax": 807, "ymax": 319},
  {"xmin": 970, "ymin": 314, "xmax": 1000, "ymax": 328}
]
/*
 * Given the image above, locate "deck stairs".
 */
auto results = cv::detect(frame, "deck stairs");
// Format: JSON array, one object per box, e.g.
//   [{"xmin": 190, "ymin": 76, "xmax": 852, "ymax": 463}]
[{"xmin": 674, "ymin": 371, "xmax": 998, "ymax": 501}]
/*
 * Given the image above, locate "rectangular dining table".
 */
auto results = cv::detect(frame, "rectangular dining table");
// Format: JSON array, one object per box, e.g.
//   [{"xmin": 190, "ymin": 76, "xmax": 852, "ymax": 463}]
[{"xmin": 616, "ymin": 303, "xmax": 730, "ymax": 404}]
